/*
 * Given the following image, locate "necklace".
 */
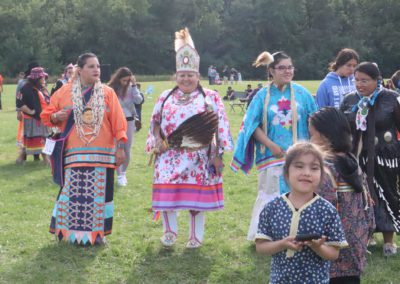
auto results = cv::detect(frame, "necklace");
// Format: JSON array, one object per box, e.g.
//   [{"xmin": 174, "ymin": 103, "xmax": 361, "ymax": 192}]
[
  {"xmin": 179, "ymin": 93, "xmax": 191, "ymax": 102},
  {"xmin": 176, "ymin": 92, "xmax": 192, "ymax": 104},
  {"xmin": 71, "ymin": 77, "xmax": 105, "ymax": 145}
]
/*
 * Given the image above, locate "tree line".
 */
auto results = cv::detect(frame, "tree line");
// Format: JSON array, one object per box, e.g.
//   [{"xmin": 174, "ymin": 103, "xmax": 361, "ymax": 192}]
[{"xmin": 0, "ymin": 0, "xmax": 399, "ymax": 80}]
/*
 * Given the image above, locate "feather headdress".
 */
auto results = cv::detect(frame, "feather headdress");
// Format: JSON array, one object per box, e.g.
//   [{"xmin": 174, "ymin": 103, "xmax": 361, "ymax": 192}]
[
  {"xmin": 252, "ymin": 51, "xmax": 274, "ymax": 67},
  {"xmin": 175, "ymin": 27, "xmax": 200, "ymax": 73},
  {"xmin": 174, "ymin": 27, "xmax": 195, "ymax": 52}
]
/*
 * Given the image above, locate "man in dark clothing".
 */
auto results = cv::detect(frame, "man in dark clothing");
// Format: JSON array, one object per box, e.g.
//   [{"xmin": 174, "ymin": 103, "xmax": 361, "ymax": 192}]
[{"xmin": 247, "ymin": 83, "xmax": 263, "ymax": 108}]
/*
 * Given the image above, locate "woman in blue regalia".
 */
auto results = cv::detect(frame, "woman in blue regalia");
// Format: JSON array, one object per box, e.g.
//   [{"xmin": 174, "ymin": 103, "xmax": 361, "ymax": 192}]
[{"xmin": 231, "ymin": 51, "xmax": 317, "ymax": 240}]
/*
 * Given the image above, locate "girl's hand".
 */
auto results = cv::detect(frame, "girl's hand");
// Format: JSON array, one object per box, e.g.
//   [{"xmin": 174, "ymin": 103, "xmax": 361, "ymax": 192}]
[
  {"xmin": 115, "ymin": 148, "xmax": 126, "ymax": 167},
  {"xmin": 282, "ymin": 236, "xmax": 303, "ymax": 251},
  {"xmin": 17, "ymin": 110, "xmax": 23, "ymax": 121},
  {"xmin": 155, "ymin": 137, "xmax": 168, "ymax": 154},
  {"xmin": 211, "ymin": 155, "xmax": 224, "ymax": 175},
  {"xmin": 302, "ymin": 235, "xmax": 327, "ymax": 249},
  {"xmin": 269, "ymin": 143, "xmax": 285, "ymax": 158},
  {"xmin": 300, "ymin": 235, "xmax": 339, "ymax": 260},
  {"xmin": 52, "ymin": 109, "xmax": 69, "ymax": 123}
]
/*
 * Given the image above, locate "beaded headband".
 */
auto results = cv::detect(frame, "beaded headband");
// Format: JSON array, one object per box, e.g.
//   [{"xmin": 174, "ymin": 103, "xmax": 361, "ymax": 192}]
[{"xmin": 175, "ymin": 28, "xmax": 199, "ymax": 73}]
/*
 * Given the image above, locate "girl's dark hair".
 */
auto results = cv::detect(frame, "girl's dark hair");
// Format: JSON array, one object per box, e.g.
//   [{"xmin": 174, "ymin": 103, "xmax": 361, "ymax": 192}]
[
  {"xmin": 354, "ymin": 62, "xmax": 381, "ymax": 80},
  {"xmin": 283, "ymin": 142, "xmax": 325, "ymax": 185},
  {"xmin": 108, "ymin": 67, "xmax": 133, "ymax": 92},
  {"xmin": 310, "ymin": 107, "xmax": 352, "ymax": 153},
  {"xmin": 390, "ymin": 70, "xmax": 400, "ymax": 88},
  {"xmin": 329, "ymin": 48, "xmax": 359, "ymax": 71},
  {"xmin": 76, "ymin": 52, "xmax": 98, "ymax": 68},
  {"xmin": 268, "ymin": 51, "xmax": 291, "ymax": 69}
]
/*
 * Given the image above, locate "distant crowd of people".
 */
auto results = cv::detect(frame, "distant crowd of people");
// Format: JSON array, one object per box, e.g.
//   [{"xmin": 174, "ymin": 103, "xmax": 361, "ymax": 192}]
[{"xmin": 207, "ymin": 65, "xmax": 242, "ymax": 85}]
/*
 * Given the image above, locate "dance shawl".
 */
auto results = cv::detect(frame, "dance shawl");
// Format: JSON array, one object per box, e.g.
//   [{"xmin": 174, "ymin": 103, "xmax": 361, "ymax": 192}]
[{"xmin": 231, "ymin": 83, "xmax": 317, "ymax": 174}]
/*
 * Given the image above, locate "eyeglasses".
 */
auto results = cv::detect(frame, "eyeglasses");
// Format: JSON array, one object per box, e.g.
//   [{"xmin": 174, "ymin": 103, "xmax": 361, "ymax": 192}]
[
  {"xmin": 273, "ymin": 65, "xmax": 295, "ymax": 71},
  {"xmin": 355, "ymin": 78, "xmax": 374, "ymax": 85}
]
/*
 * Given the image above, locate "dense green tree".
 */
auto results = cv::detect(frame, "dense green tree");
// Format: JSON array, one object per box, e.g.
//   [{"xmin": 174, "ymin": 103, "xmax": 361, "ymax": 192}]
[{"xmin": 0, "ymin": 0, "xmax": 399, "ymax": 79}]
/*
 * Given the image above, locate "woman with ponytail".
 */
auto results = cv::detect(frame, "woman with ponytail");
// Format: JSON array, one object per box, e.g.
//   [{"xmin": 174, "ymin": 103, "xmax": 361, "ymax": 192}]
[
  {"xmin": 108, "ymin": 67, "xmax": 143, "ymax": 186},
  {"xmin": 145, "ymin": 28, "xmax": 233, "ymax": 248},
  {"xmin": 340, "ymin": 62, "xmax": 400, "ymax": 257},
  {"xmin": 316, "ymin": 48, "xmax": 359, "ymax": 108},
  {"xmin": 231, "ymin": 51, "xmax": 317, "ymax": 241}
]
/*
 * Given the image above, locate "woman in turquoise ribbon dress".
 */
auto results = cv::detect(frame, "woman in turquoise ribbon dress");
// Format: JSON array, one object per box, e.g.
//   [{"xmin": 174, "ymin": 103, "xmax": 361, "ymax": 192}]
[{"xmin": 231, "ymin": 51, "xmax": 317, "ymax": 240}]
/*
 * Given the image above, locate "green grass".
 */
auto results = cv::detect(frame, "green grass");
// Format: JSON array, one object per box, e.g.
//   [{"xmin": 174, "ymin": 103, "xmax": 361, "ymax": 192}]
[{"xmin": 0, "ymin": 80, "xmax": 399, "ymax": 283}]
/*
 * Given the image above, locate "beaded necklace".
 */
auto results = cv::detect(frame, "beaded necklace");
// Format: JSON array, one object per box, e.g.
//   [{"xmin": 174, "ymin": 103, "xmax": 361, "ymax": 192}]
[
  {"xmin": 175, "ymin": 91, "xmax": 192, "ymax": 105},
  {"xmin": 71, "ymin": 77, "xmax": 105, "ymax": 145}
]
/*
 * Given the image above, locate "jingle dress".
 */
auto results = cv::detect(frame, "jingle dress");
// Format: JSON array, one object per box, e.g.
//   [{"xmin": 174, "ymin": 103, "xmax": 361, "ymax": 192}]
[
  {"xmin": 341, "ymin": 88, "xmax": 400, "ymax": 232},
  {"xmin": 145, "ymin": 88, "xmax": 233, "ymax": 211},
  {"xmin": 41, "ymin": 83, "xmax": 127, "ymax": 245}
]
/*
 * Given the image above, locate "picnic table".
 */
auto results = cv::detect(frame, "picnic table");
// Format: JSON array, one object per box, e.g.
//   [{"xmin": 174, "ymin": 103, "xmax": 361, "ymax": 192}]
[{"xmin": 229, "ymin": 91, "xmax": 247, "ymax": 113}]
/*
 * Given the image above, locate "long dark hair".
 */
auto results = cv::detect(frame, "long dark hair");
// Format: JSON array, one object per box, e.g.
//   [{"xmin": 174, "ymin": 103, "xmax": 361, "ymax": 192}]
[
  {"xmin": 27, "ymin": 78, "xmax": 43, "ymax": 89},
  {"xmin": 329, "ymin": 48, "xmax": 359, "ymax": 72},
  {"xmin": 310, "ymin": 107, "xmax": 352, "ymax": 153},
  {"xmin": 390, "ymin": 70, "xmax": 400, "ymax": 88},
  {"xmin": 108, "ymin": 67, "xmax": 133, "ymax": 96}
]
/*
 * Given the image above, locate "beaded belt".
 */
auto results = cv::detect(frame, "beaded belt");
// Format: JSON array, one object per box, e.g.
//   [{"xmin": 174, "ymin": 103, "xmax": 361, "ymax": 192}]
[{"xmin": 337, "ymin": 183, "xmax": 354, "ymax": 193}]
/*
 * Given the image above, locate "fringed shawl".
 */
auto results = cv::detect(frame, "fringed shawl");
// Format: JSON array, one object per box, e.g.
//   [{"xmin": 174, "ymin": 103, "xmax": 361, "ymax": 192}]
[{"xmin": 231, "ymin": 83, "xmax": 317, "ymax": 174}]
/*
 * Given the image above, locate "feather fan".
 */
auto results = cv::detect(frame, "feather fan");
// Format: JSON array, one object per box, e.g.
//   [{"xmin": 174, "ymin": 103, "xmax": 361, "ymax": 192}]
[{"xmin": 167, "ymin": 111, "xmax": 219, "ymax": 148}]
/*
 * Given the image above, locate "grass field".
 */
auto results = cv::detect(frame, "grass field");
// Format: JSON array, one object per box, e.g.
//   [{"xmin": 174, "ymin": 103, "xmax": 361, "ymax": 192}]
[{"xmin": 0, "ymin": 80, "xmax": 399, "ymax": 283}]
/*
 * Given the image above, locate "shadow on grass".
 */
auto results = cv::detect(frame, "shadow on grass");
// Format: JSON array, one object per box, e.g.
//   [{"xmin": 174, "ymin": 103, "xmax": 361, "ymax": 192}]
[
  {"xmin": 0, "ymin": 161, "xmax": 49, "ymax": 177},
  {"xmin": 128, "ymin": 244, "xmax": 215, "ymax": 283},
  {"xmin": 0, "ymin": 161, "xmax": 54, "ymax": 194},
  {"xmin": 3, "ymin": 241, "xmax": 104, "ymax": 283},
  {"xmin": 125, "ymin": 239, "xmax": 270, "ymax": 283}
]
